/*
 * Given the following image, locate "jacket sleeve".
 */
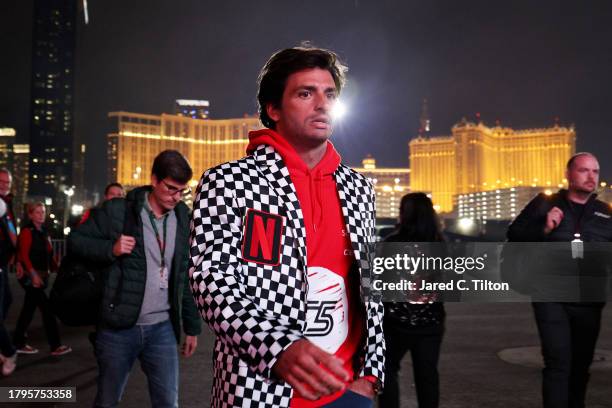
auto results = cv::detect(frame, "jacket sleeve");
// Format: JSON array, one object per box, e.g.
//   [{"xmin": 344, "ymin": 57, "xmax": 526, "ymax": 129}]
[
  {"xmin": 189, "ymin": 167, "xmax": 303, "ymax": 379},
  {"xmin": 359, "ymin": 183, "xmax": 386, "ymax": 386},
  {"xmin": 68, "ymin": 201, "xmax": 118, "ymax": 263},
  {"xmin": 180, "ymin": 262, "xmax": 202, "ymax": 337},
  {"xmin": 17, "ymin": 228, "xmax": 35, "ymax": 274},
  {"xmin": 507, "ymin": 193, "xmax": 549, "ymax": 242}
]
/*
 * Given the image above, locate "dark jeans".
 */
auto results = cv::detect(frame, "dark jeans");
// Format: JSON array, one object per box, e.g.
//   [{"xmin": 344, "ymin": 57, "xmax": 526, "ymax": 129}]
[
  {"xmin": 532, "ymin": 302, "xmax": 603, "ymax": 408},
  {"xmin": 0, "ymin": 265, "xmax": 15, "ymax": 357},
  {"xmin": 13, "ymin": 286, "xmax": 61, "ymax": 350},
  {"xmin": 94, "ymin": 320, "xmax": 179, "ymax": 408},
  {"xmin": 379, "ymin": 320, "xmax": 444, "ymax": 408},
  {"xmin": 324, "ymin": 390, "xmax": 373, "ymax": 407}
]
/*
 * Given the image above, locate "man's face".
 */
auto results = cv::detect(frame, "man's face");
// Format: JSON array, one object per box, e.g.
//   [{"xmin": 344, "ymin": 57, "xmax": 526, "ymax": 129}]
[
  {"xmin": 150, "ymin": 175, "xmax": 188, "ymax": 212},
  {"xmin": 104, "ymin": 186, "xmax": 125, "ymax": 201},
  {"xmin": 0, "ymin": 171, "xmax": 11, "ymax": 197},
  {"xmin": 567, "ymin": 154, "xmax": 600, "ymax": 195},
  {"xmin": 267, "ymin": 68, "xmax": 338, "ymax": 148}
]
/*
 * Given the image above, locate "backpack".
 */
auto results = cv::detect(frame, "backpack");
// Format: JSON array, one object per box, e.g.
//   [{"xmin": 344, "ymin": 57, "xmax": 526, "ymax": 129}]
[{"xmin": 50, "ymin": 201, "xmax": 138, "ymax": 326}]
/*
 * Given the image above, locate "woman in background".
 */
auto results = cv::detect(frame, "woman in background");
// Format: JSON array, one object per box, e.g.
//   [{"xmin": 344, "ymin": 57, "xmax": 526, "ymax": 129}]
[
  {"xmin": 379, "ymin": 192, "xmax": 446, "ymax": 408},
  {"xmin": 13, "ymin": 202, "xmax": 71, "ymax": 356}
]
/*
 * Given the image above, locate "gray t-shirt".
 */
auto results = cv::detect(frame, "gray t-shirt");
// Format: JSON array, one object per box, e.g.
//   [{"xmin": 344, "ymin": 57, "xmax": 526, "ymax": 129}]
[{"xmin": 136, "ymin": 193, "xmax": 177, "ymax": 325}]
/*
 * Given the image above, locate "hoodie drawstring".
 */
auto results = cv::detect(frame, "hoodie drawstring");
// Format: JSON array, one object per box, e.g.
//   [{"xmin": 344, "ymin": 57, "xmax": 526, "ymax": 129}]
[{"xmin": 308, "ymin": 170, "xmax": 324, "ymax": 233}]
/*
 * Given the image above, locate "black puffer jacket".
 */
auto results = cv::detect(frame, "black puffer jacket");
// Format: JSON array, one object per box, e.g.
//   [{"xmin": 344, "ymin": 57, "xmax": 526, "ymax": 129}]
[
  {"xmin": 68, "ymin": 186, "xmax": 201, "ymax": 342},
  {"xmin": 508, "ymin": 189, "xmax": 612, "ymax": 242},
  {"xmin": 508, "ymin": 189, "xmax": 612, "ymax": 302}
]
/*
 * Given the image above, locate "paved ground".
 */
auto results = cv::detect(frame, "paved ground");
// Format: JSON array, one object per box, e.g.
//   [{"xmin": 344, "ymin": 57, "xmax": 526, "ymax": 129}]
[{"xmin": 1, "ymin": 274, "xmax": 611, "ymax": 407}]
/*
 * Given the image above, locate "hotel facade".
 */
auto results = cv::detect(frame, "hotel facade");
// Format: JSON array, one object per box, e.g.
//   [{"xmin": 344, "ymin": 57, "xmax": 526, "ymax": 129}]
[
  {"xmin": 107, "ymin": 112, "xmax": 262, "ymax": 189},
  {"xmin": 410, "ymin": 120, "xmax": 576, "ymax": 213},
  {"xmin": 352, "ymin": 156, "xmax": 410, "ymax": 219}
]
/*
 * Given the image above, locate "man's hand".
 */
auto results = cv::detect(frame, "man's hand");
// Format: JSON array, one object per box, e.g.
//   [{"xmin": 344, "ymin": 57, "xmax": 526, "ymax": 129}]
[
  {"xmin": 31, "ymin": 273, "xmax": 43, "ymax": 288},
  {"xmin": 112, "ymin": 235, "xmax": 136, "ymax": 257},
  {"xmin": 15, "ymin": 262, "xmax": 24, "ymax": 279},
  {"xmin": 544, "ymin": 206, "xmax": 564, "ymax": 234},
  {"xmin": 347, "ymin": 378, "xmax": 376, "ymax": 399},
  {"xmin": 272, "ymin": 339, "xmax": 349, "ymax": 401},
  {"xmin": 181, "ymin": 335, "xmax": 197, "ymax": 357}
]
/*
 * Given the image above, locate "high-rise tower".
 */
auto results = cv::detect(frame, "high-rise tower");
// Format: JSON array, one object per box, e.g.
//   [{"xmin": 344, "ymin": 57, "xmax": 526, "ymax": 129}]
[{"xmin": 28, "ymin": 0, "xmax": 77, "ymax": 198}]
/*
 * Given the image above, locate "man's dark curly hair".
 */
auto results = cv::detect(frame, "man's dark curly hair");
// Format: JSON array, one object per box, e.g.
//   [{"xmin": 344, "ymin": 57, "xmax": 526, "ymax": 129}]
[{"xmin": 257, "ymin": 45, "xmax": 348, "ymax": 129}]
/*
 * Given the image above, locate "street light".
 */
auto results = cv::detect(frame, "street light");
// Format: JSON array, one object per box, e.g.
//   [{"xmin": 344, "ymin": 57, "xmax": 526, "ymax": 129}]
[
  {"xmin": 71, "ymin": 204, "xmax": 84, "ymax": 216},
  {"xmin": 63, "ymin": 186, "xmax": 75, "ymax": 234}
]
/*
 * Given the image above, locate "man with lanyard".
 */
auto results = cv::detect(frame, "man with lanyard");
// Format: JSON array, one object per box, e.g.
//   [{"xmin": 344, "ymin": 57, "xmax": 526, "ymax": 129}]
[
  {"xmin": 508, "ymin": 152, "xmax": 612, "ymax": 408},
  {"xmin": 69, "ymin": 150, "xmax": 201, "ymax": 407},
  {"xmin": 189, "ymin": 46, "xmax": 384, "ymax": 407},
  {"xmin": 0, "ymin": 168, "xmax": 18, "ymax": 374}
]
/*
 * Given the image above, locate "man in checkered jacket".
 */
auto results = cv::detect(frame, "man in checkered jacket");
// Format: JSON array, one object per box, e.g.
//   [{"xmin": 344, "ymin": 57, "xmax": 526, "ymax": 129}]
[{"xmin": 189, "ymin": 46, "xmax": 385, "ymax": 408}]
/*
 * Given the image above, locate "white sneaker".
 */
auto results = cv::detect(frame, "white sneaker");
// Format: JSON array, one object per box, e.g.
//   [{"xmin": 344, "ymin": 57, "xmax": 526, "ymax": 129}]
[{"xmin": 2, "ymin": 353, "xmax": 17, "ymax": 376}]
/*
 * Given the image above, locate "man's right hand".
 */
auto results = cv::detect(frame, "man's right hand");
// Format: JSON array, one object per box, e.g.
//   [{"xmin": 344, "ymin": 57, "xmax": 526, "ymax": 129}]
[
  {"xmin": 112, "ymin": 235, "xmax": 136, "ymax": 256},
  {"xmin": 31, "ymin": 273, "xmax": 43, "ymax": 288},
  {"xmin": 544, "ymin": 206, "xmax": 564, "ymax": 234},
  {"xmin": 272, "ymin": 339, "xmax": 349, "ymax": 401}
]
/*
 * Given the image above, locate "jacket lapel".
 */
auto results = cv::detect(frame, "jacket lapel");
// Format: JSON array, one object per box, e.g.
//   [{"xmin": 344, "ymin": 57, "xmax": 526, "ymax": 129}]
[
  {"xmin": 253, "ymin": 145, "xmax": 308, "ymax": 267},
  {"xmin": 334, "ymin": 166, "xmax": 369, "ymax": 272}
]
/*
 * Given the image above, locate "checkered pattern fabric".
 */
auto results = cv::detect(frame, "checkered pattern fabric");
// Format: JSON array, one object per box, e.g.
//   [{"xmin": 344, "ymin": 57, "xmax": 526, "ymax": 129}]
[{"xmin": 189, "ymin": 144, "xmax": 385, "ymax": 407}]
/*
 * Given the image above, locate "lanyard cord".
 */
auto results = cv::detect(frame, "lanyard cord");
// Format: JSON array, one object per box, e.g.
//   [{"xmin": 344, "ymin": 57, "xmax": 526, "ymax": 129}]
[{"xmin": 146, "ymin": 209, "xmax": 168, "ymax": 268}]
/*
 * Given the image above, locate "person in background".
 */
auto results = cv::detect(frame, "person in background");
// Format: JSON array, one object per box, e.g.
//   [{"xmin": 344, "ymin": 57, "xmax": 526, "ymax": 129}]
[
  {"xmin": 508, "ymin": 152, "xmax": 612, "ymax": 408},
  {"xmin": 0, "ymin": 168, "xmax": 18, "ymax": 375},
  {"xmin": 69, "ymin": 150, "xmax": 201, "ymax": 408},
  {"xmin": 13, "ymin": 202, "xmax": 72, "ymax": 356},
  {"xmin": 79, "ymin": 182, "xmax": 125, "ymax": 225},
  {"xmin": 379, "ymin": 192, "xmax": 446, "ymax": 408},
  {"xmin": 79, "ymin": 183, "xmax": 126, "ymax": 349}
]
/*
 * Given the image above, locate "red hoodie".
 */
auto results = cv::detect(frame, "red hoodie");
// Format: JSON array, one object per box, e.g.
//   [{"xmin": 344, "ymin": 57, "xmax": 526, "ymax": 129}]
[{"xmin": 247, "ymin": 129, "xmax": 366, "ymax": 407}]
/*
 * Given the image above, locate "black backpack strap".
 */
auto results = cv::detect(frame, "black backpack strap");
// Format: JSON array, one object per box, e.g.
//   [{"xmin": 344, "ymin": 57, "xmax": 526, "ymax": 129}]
[{"xmin": 122, "ymin": 199, "xmax": 138, "ymax": 237}]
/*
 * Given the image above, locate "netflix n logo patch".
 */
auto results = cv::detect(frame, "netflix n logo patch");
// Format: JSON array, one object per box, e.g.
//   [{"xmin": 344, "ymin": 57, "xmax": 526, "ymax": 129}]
[{"xmin": 241, "ymin": 209, "xmax": 284, "ymax": 265}]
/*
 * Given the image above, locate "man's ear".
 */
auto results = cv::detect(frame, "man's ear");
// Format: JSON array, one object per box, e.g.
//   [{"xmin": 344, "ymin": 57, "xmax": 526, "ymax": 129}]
[
  {"xmin": 151, "ymin": 174, "xmax": 159, "ymax": 187},
  {"xmin": 266, "ymin": 103, "xmax": 281, "ymax": 123}
]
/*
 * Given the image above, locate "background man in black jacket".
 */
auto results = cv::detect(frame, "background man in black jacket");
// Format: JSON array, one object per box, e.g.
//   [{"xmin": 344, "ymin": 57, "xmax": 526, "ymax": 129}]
[{"xmin": 508, "ymin": 152, "xmax": 612, "ymax": 408}]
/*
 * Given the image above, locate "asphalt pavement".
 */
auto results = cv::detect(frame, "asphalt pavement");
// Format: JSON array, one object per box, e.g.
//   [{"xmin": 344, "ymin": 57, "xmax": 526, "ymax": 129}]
[{"xmin": 1, "ymin": 274, "xmax": 611, "ymax": 407}]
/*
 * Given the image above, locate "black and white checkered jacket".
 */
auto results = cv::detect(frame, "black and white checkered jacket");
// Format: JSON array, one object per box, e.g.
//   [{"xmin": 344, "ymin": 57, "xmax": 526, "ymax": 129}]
[{"xmin": 189, "ymin": 144, "xmax": 385, "ymax": 408}]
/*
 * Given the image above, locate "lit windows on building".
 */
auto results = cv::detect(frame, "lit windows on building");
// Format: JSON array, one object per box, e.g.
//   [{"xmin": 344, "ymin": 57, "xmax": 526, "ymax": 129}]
[
  {"xmin": 455, "ymin": 186, "xmax": 550, "ymax": 221},
  {"xmin": 352, "ymin": 156, "xmax": 410, "ymax": 219},
  {"xmin": 108, "ymin": 111, "xmax": 262, "ymax": 189},
  {"xmin": 410, "ymin": 120, "xmax": 575, "ymax": 213}
]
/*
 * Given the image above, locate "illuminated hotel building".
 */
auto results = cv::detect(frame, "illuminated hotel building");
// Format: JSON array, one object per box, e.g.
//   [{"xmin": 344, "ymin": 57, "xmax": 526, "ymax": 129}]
[
  {"xmin": 0, "ymin": 128, "xmax": 30, "ymax": 219},
  {"xmin": 410, "ymin": 120, "xmax": 576, "ymax": 213},
  {"xmin": 457, "ymin": 186, "xmax": 545, "ymax": 221},
  {"xmin": 108, "ymin": 112, "xmax": 262, "ymax": 189},
  {"xmin": 352, "ymin": 156, "xmax": 410, "ymax": 219},
  {"xmin": 597, "ymin": 184, "xmax": 612, "ymax": 206},
  {"xmin": 11, "ymin": 144, "xmax": 30, "ymax": 220},
  {"xmin": 459, "ymin": 183, "xmax": 612, "ymax": 222},
  {"xmin": 0, "ymin": 128, "xmax": 16, "ymax": 167}
]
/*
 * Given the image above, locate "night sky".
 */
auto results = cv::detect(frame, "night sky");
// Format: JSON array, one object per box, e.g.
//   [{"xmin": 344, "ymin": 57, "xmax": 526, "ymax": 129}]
[{"xmin": 2, "ymin": 0, "xmax": 612, "ymax": 192}]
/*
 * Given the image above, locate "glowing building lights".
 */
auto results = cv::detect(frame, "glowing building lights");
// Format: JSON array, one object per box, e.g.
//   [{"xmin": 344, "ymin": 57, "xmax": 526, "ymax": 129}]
[{"xmin": 410, "ymin": 120, "xmax": 575, "ymax": 212}]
